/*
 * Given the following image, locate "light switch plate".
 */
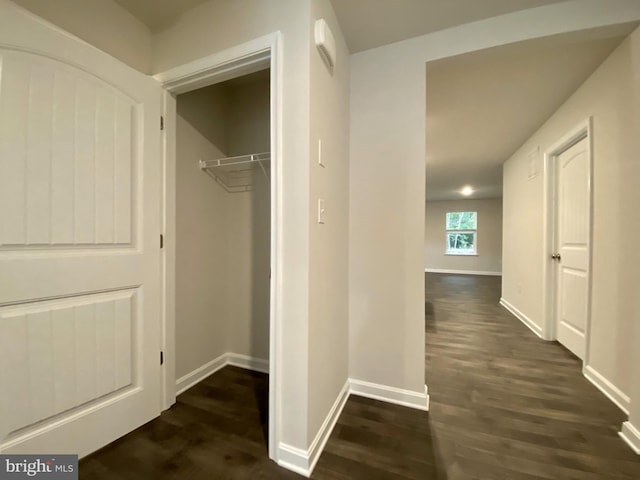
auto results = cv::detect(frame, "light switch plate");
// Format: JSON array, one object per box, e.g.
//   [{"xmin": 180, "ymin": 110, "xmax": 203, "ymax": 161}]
[
  {"xmin": 318, "ymin": 139, "xmax": 325, "ymax": 167},
  {"xmin": 317, "ymin": 198, "xmax": 326, "ymax": 224}
]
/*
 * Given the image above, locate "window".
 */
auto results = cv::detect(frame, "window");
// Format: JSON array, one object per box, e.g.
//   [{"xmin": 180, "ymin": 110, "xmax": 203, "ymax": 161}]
[{"xmin": 446, "ymin": 211, "xmax": 477, "ymax": 255}]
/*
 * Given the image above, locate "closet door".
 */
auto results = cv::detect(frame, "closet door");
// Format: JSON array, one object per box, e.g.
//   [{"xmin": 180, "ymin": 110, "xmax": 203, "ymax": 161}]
[{"xmin": 0, "ymin": 1, "xmax": 162, "ymax": 456}]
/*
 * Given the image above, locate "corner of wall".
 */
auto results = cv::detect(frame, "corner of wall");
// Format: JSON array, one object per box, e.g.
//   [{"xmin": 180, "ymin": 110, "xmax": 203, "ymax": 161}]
[
  {"xmin": 499, "ymin": 297, "xmax": 543, "ymax": 338},
  {"xmin": 620, "ymin": 422, "xmax": 640, "ymax": 455},
  {"xmin": 349, "ymin": 378, "xmax": 429, "ymax": 411}
]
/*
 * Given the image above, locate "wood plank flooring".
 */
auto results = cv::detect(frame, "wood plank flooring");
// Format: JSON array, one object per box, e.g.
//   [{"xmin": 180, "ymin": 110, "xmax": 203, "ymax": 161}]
[
  {"xmin": 80, "ymin": 273, "xmax": 640, "ymax": 479},
  {"xmin": 80, "ymin": 366, "xmax": 435, "ymax": 479},
  {"xmin": 425, "ymin": 273, "xmax": 640, "ymax": 479}
]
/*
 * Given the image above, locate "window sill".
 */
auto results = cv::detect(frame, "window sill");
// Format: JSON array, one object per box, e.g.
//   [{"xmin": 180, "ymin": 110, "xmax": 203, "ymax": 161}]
[{"xmin": 445, "ymin": 253, "xmax": 478, "ymax": 256}]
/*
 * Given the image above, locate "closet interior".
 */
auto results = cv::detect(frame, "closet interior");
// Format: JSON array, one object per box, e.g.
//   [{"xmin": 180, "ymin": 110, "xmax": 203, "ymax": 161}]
[{"xmin": 174, "ymin": 68, "xmax": 271, "ymax": 428}]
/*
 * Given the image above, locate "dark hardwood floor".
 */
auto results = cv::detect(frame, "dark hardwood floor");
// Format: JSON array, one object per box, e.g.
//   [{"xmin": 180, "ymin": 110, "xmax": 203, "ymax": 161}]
[
  {"xmin": 425, "ymin": 273, "xmax": 640, "ymax": 479},
  {"xmin": 80, "ymin": 366, "xmax": 435, "ymax": 479},
  {"xmin": 80, "ymin": 273, "xmax": 640, "ymax": 479}
]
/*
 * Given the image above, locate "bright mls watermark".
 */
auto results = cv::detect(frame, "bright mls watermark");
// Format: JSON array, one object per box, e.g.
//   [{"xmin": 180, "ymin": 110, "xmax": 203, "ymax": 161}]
[{"xmin": 0, "ymin": 455, "xmax": 77, "ymax": 479}]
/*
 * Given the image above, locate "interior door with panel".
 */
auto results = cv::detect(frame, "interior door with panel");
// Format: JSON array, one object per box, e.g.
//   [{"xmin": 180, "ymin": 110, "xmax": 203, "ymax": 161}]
[
  {"xmin": 553, "ymin": 136, "xmax": 590, "ymax": 360},
  {"xmin": 0, "ymin": 1, "xmax": 162, "ymax": 456}
]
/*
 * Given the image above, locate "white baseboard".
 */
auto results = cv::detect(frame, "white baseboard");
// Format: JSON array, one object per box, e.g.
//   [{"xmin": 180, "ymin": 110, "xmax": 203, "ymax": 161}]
[
  {"xmin": 620, "ymin": 421, "xmax": 640, "ymax": 454},
  {"xmin": 178, "ymin": 360, "xmax": 430, "ymax": 477},
  {"xmin": 227, "ymin": 353, "xmax": 270, "ymax": 374},
  {"xmin": 175, "ymin": 353, "xmax": 227, "ymax": 395},
  {"xmin": 277, "ymin": 380, "xmax": 350, "ymax": 477},
  {"xmin": 308, "ymin": 379, "xmax": 350, "ymax": 473},
  {"xmin": 175, "ymin": 352, "xmax": 269, "ymax": 395},
  {"xmin": 349, "ymin": 379, "xmax": 429, "ymax": 411},
  {"xmin": 500, "ymin": 297, "xmax": 543, "ymax": 339},
  {"xmin": 425, "ymin": 268, "xmax": 502, "ymax": 276},
  {"xmin": 277, "ymin": 443, "xmax": 310, "ymax": 477},
  {"xmin": 276, "ymin": 378, "xmax": 429, "ymax": 477},
  {"xmin": 583, "ymin": 365, "xmax": 630, "ymax": 414}
]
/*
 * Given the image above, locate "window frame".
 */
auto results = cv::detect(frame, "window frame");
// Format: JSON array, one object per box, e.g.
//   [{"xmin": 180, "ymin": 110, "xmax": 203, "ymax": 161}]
[{"xmin": 445, "ymin": 211, "xmax": 478, "ymax": 256}]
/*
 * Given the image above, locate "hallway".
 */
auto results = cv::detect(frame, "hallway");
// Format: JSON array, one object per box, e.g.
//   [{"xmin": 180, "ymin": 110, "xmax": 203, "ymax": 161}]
[{"xmin": 425, "ymin": 273, "xmax": 640, "ymax": 479}]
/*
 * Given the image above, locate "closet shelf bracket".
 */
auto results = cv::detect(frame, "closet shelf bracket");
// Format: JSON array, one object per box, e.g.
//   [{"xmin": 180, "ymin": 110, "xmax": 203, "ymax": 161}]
[{"xmin": 199, "ymin": 152, "xmax": 270, "ymax": 193}]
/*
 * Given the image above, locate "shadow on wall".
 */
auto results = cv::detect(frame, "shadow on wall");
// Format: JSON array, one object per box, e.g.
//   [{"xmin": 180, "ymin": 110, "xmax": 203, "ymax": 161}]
[{"xmin": 250, "ymin": 166, "xmax": 271, "ymax": 445}]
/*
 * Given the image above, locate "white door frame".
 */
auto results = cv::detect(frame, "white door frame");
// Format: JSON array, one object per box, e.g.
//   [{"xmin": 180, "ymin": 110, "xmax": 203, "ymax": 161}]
[
  {"xmin": 153, "ymin": 31, "xmax": 283, "ymax": 460},
  {"xmin": 541, "ymin": 117, "xmax": 593, "ymax": 365}
]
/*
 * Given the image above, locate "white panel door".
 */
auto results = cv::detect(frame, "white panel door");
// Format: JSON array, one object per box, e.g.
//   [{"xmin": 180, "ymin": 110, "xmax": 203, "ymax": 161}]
[
  {"xmin": 0, "ymin": 1, "xmax": 162, "ymax": 456},
  {"xmin": 554, "ymin": 137, "xmax": 589, "ymax": 360}
]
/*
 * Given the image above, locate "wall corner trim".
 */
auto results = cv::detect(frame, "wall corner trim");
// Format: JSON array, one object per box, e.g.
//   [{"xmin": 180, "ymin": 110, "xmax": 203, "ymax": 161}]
[
  {"xmin": 175, "ymin": 353, "xmax": 228, "ymax": 395},
  {"xmin": 499, "ymin": 297, "xmax": 543, "ymax": 339},
  {"xmin": 227, "ymin": 353, "xmax": 270, "ymax": 374},
  {"xmin": 178, "ymin": 360, "xmax": 431, "ymax": 476},
  {"xmin": 425, "ymin": 268, "xmax": 502, "ymax": 276},
  {"xmin": 277, "ymin": 379, "xmax": 350, "ymax": 477},
  {"xmin": 583, "ymin": 365, "xmax": 630, "ymax": 414},
  {"xmin": 349, "ymin": 379, "xmax": 429, "ymax": 411},
  {"xmin": 175, "ymin": 353, "xmax": 270, "ymax": 396},
  {"xmin": 277, "ymin": 443, "xmax": 313, "ymax": 477},
  {"xmin": 306, "ymin": 380, "xmax": 350, "ymax": 473},
  {"xmin": 153, "ymin": 32, "xmax": 276, "ymax": 94},
  {"xmin": 620, "ymin": 422, "xmax": 640, "ymax": 455},
  {"xmin": 276, "ymin": 378, "xmax": 429, "ymax": 477}
]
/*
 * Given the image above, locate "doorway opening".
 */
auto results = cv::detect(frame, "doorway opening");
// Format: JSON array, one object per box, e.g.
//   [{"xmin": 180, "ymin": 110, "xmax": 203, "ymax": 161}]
[
  {"xmin": 542, "ymin": 118, "xmax": 593, "ymax": 363},
  {"xmin": 156, "ymin": 34, "xmax": 282, "ymax": 460}
]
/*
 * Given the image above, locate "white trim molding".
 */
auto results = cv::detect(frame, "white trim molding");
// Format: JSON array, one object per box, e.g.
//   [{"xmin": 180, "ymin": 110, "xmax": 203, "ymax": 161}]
[
  {"xmin": 160, "ymin": 90, "xmax": 177, "ymax": 411},
  {"xmin": 307, "ymin": 380, "xmax": 350, "ymax": 474},
  {"xmin": 349, "ymin": 379, "xmax": 429, "ymax": 411},
  {"xmin": 426, "ymin": 268, "xmax": 501, "ymax": 276},
  {"xmin": 154, "ymin": 30, "xmax": 283, "ymax": 462},
  {"xmin": 620, "ymin": 422, "xmax": 640, "ymax": 455},
  {"xmin": 227, "ymin": 353, "xmax": 270, "ymax": 374},
  {"xmin": 277, "ymin": 443, "xmax": 312, "ymax": 477},
  {"xmin": 277, "ymin": 380, "xmax": 350, "ymax": 477},
  {"xmin": 178, "ymin": 362, "xmax": 430, "ymax": 477},
  {"xmin": 153, "ymin": 33, "xmax": 274, "ymax": 94},
  {"xmin": 175, "ymin": 353, "xmax": 228, "ymax": 396},
  {"xmin": 276, "ymin": 377, "xmax": 429, "ymax": 477},
  {"xmin": 175, "ymin": 353, "xmax": 270, "ymax": 396},
  {"xmin": 500, "ymin": 298, "xmax": 543, "ymax": 339},
  {"xmin": 583, "ymin": 365, "xmax": 630, "ymax": 414}
]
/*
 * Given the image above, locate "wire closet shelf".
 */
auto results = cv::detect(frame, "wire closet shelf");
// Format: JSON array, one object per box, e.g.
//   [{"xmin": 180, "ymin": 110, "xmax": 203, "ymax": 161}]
[{"xmin": 199, "ymin": 152, "xmax": 270, "ymax": 193}]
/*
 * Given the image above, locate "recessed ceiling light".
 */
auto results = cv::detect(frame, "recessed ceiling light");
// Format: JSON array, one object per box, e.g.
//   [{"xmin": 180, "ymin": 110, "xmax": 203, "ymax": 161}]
[{"xmin": 461, "ymin": 186, "xmax": 473, "ymax": 196}]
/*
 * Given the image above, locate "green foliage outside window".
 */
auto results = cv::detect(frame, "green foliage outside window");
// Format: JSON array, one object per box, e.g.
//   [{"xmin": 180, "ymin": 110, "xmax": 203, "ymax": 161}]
[
  {"xmin": 446, "ymin": 212, "xmax": 477, "ymax": 254},
  {"xmin": 446, "ymin": 211, "xmax": 477, "ymax": 230}
]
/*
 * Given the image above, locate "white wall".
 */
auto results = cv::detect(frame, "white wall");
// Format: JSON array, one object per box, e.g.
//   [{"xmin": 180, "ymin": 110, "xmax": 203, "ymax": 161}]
[
  {"xmin": 307, "ymin": 0, "xmax": 350, "ymax": 444},
  {"xmin": 349, "ymin": 35, "xmax": 426, "ymax": 396},
  {"xmin": 226, "ymin": 71, "xmax": 272, "ymax": 156},
  {"xmin": 225, "ymin": 75, "xmax": 271, "ymax": 362},
  {"xmin": 177, "ymin": 85, "xmax": 230, "ymax": 153},
  {"xmin": 349, "ymin": 0, "xmax": 640, "ymax": 400},
  {"xmin": 175, "ymin": 100, "xmax": 229, "ymax": 379},
  {"xmin": 11, "ymin": 0, "xmax": 153, "ymax": 73},
  {"xmin": 425, "ymin": 199, "xmax": 502, "ymax": 274},
  {"xmin": 502, "ymin": 26, "xmax": 640, "ymax": 402},
  {"xmin": 225, "ymin": 176, "xmax": 271, "ymax": 361}
]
